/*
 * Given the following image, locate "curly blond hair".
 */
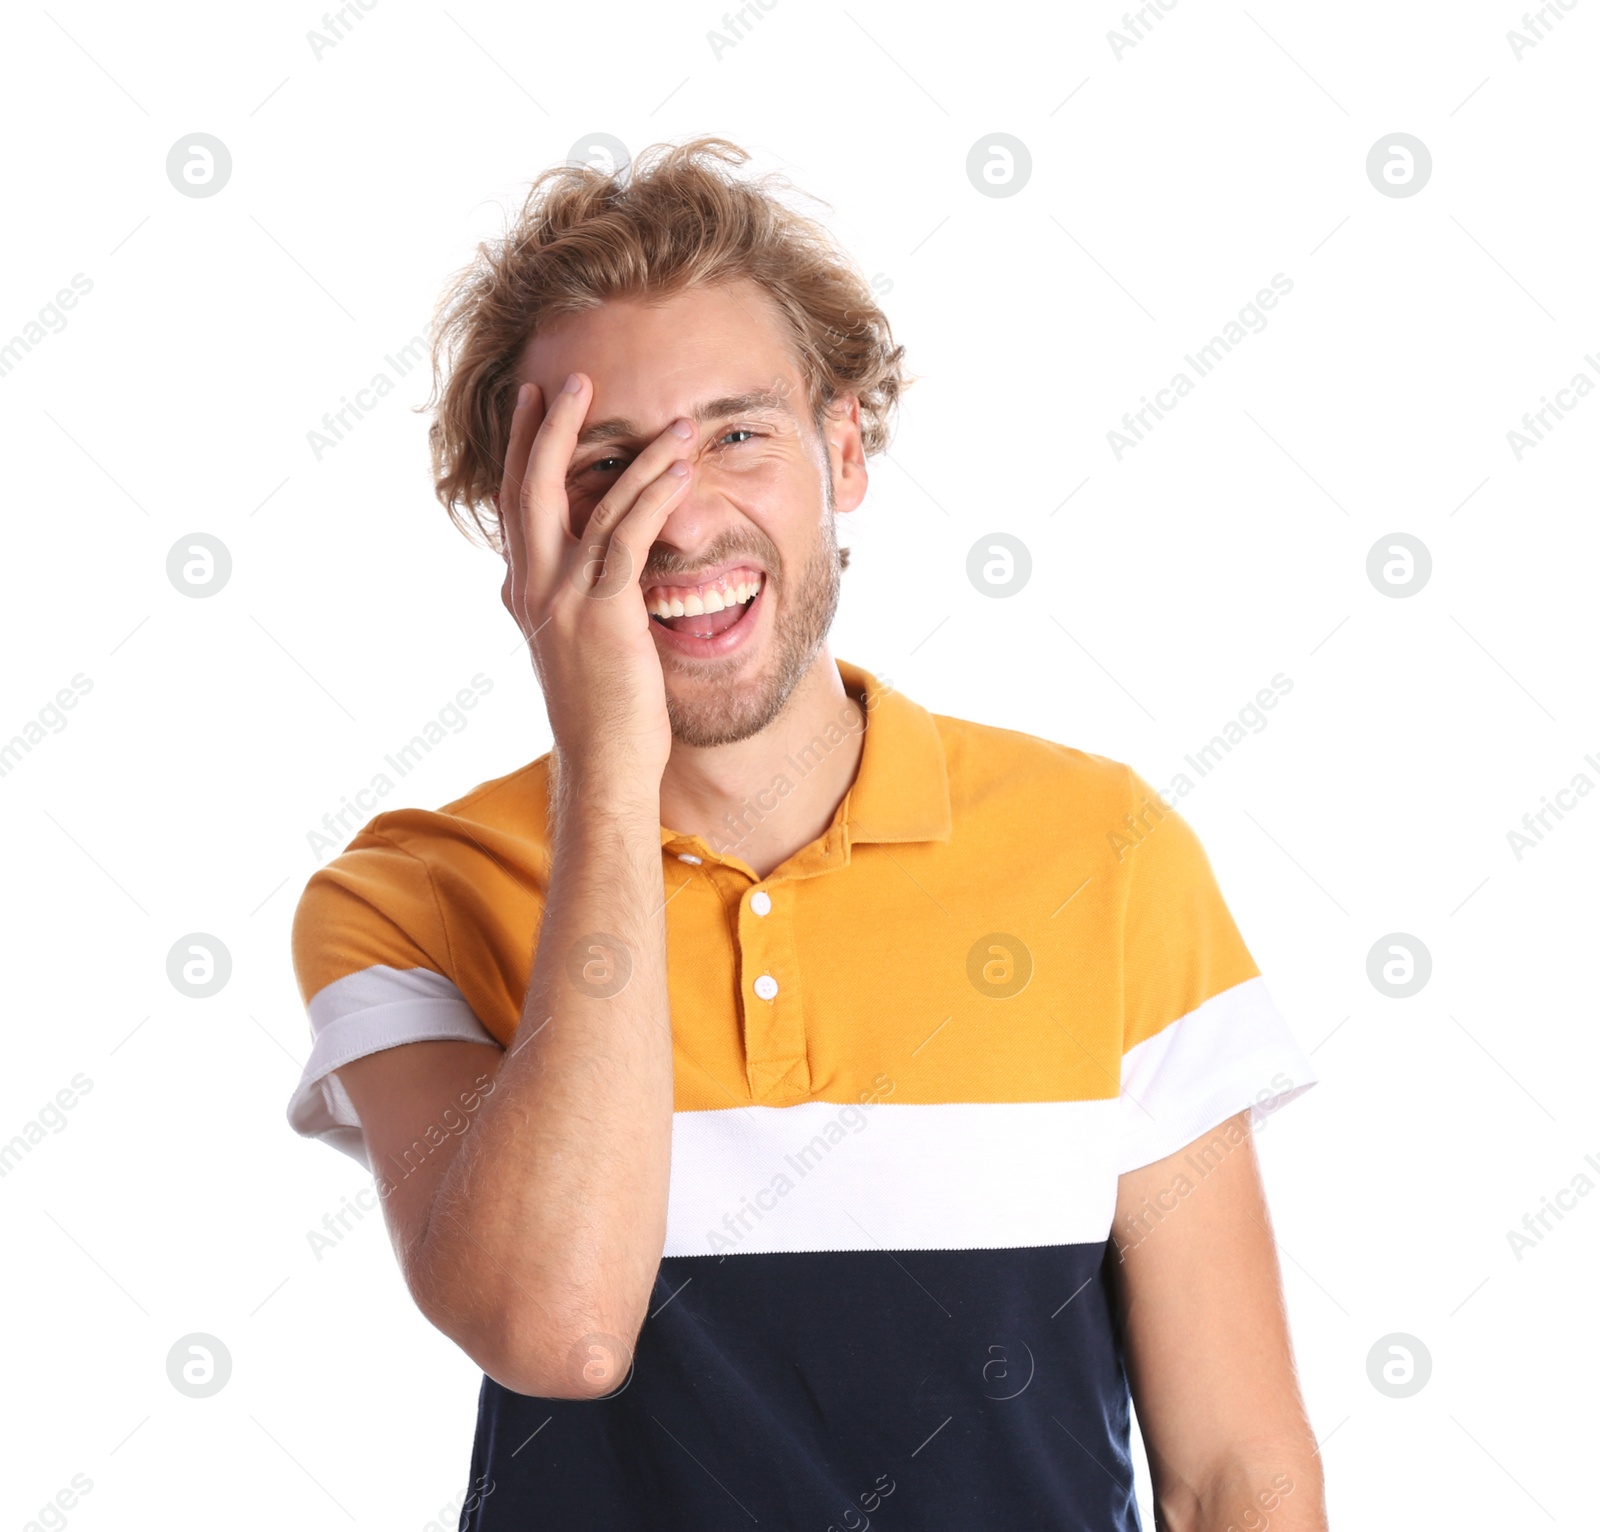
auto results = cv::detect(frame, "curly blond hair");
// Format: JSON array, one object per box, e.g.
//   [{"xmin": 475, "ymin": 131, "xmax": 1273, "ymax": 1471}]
[{"xmin": 422, "ymin": 136, "xmax": 913, "ymax": 553}]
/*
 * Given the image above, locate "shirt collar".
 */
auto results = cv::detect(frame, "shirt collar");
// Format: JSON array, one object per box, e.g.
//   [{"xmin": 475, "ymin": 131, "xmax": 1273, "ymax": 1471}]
[
  {"xmin": 658, "ymin": 657, "xmax": 952, "ymax": 862},
  {"xmin": 833, "ymin": 658, "xmax": 952, "ymax": 846}
]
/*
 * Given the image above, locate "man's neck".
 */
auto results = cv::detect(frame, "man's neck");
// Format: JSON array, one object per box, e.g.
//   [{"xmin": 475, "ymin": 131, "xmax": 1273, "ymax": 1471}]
[{"xmin": 658, "ymin": 647, "xmax": 865, "ymax": 881}]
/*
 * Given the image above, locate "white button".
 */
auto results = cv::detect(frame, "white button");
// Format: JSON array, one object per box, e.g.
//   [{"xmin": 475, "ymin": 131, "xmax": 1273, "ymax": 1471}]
[
  {"xmin": 750, "ymin": 890, "xmax": 772, "ymax": 916},
  {"xmin": 677, "ymin": 853, "xmax": 702, "ymax": 864},
  {"xmin": 753, "ymin": 974, "xmax": 779, "ymax": 1001}
]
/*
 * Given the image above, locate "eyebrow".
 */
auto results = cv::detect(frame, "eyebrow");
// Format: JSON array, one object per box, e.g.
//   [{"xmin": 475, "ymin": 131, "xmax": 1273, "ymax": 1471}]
[{"xmin": 571, "ymin": 387, "xmax": 799, "ymax": 451}]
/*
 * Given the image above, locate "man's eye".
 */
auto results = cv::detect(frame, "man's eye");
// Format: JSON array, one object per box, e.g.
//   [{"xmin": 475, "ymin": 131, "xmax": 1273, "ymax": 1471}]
[{"xmin": 580, "ymin": 430, "xmax": 756, "ymax": 477}]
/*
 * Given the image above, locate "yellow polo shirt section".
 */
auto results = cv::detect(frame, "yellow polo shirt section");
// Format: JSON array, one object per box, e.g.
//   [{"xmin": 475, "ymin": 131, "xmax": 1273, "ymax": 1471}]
[{"xmin": 292, "ymin": 659, "xmax": 1261, "ymax": 1128}]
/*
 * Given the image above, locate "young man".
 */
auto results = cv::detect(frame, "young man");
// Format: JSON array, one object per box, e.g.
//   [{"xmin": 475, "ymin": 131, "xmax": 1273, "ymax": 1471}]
[{"xmin": 287, "ymin": 138, "xmax": 1326, "ymax": 1530}]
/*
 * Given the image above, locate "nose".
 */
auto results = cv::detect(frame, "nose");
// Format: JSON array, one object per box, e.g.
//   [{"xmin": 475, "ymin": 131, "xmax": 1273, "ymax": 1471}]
[{"xmin": 647, "ymin": 459, "xmax": 737, "ymax": 558}]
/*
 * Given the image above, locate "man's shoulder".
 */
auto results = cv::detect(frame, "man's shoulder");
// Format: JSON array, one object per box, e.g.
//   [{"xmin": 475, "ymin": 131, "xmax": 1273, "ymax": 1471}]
[
  {"xmin": 927, "ymin": 706, "xmax": 1141, "ymax": 826},
  {"xmin": 305, "ymin": 753, "xmax": 554, "ymax": 892},
  {"xmin": 424, "ymin": 751, "xmax": 555, "ymax": 840}
]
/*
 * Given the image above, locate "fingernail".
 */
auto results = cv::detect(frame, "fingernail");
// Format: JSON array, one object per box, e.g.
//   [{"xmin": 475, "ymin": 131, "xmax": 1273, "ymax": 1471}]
[
  {"xmin": 562, "ymin": 372, "xmax": 583, "ymax": 394},
  {"xmin": 670, "ymin": 417, "xmax": 695, "ymax": 439},
  {"xmin": 516, "ymin": 382, "xmax": 532, "ymax": 409},
  {"xmin": 667, "ymin": 460, "xmax": 689, "ymax": 476}
]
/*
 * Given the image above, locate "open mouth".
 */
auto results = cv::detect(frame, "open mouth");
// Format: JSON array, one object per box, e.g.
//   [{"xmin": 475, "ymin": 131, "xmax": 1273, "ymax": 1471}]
[{"xmin": 645, "ymin": 568, "xmax": 764, "ymax": 642}]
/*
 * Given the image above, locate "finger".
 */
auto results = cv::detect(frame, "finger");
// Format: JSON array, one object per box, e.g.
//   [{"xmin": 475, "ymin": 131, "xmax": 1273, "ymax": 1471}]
[
  {"xmin": 579, "ymin": 414, "xmax": 698, "ymax": 551},
  {"xmin": 496, "ymin": 380, "xmax": 542, "ymax": 605},
  {"xmin": 584, "ymin": 461, "xmax": 693, "ymax": 601},
  {"xmin": 523, "ymin": 370, "xmax": 593, "ymax": 568}
]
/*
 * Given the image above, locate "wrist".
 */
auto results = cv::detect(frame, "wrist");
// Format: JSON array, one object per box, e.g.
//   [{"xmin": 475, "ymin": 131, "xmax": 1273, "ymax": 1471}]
[{"xmin": 551, "ymin": 750, "xmax": 661, "ymax": 826}]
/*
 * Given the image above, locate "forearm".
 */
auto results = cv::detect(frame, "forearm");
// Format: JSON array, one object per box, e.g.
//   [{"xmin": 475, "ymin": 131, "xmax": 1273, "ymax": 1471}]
[
  {"xmin": 413, "ymin": 772, "xmax": 671, "ymax": 1397},
  {"xmin": 1118, "ymin": 1119, "xmax": 1328, "ymax": 1532},
  {"xmin": 1157, "ymin": 1441, "xmax": 1325, "ymax": 1532}
]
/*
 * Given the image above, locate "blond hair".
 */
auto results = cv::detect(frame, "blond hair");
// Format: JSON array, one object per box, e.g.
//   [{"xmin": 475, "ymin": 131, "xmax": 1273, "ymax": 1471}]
[{"xmin": 423, "ymin": 136, "xmax": 913, "ymax": 552}]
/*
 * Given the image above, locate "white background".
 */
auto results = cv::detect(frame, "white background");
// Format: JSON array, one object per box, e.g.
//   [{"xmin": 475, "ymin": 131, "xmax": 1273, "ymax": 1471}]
[{"xmin": 2, "ymin": 1, "xmax": 1595, "ymax": 1527}]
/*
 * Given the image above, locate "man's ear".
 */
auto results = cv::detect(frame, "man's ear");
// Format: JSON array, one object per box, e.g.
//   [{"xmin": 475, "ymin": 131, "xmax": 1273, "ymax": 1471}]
[{"xmin": 823, "ymin": 392, "xmax": 868, "ymax": 517}]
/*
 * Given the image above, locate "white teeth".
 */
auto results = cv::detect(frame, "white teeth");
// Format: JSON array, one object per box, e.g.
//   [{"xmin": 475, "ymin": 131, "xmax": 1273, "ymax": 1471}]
[{"xmin": 647, "ymin": 573, "xmax": 762, "ymax": 620}]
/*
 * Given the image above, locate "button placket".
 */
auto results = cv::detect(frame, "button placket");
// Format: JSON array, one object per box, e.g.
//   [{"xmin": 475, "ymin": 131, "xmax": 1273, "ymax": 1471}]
[{"xmin": 738, "ymin": 881, "xmax": 809, "ymax": 1101}]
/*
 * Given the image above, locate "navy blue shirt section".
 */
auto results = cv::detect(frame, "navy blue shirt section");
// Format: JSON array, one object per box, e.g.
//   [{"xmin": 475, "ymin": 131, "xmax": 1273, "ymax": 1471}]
[{"xmin": 462, "ymin": 1242, "xmax": 1141, "ymax": 1531}]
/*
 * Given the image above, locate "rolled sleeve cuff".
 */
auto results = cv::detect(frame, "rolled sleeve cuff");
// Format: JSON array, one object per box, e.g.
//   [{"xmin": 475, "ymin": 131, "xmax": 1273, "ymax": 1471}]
[{"xmin": 285, "ymin": 965, "xmax": 501, "ymax": 1167}]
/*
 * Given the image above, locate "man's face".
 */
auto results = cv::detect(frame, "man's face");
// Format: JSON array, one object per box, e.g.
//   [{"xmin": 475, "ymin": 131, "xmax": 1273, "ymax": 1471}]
[{"xmin": 517, "ymin": 279, "xmax": 864, "ymax": 748}]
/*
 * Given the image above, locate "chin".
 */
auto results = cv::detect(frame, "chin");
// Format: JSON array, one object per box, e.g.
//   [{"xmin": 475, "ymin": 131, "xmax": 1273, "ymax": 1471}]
[{"xmin": 664, "ymin": 662, "xmax": 784, "ymax": 748}]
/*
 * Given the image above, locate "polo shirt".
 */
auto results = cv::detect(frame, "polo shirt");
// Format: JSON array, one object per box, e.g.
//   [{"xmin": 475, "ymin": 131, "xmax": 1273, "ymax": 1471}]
[{"xmin": 286, "ymin": 657, "xmax": 1316, "ymax": 1530}]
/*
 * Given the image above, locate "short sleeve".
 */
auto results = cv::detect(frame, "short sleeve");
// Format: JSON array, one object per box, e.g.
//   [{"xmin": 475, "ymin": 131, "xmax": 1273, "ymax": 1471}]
[
  {"xmin": 286, "ymin": 829, "xmax": 499, "ymax": 1166},
  {"xmin": 1116, "ymin": 769, "xmax": 1316, "ymax": 1173}
]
